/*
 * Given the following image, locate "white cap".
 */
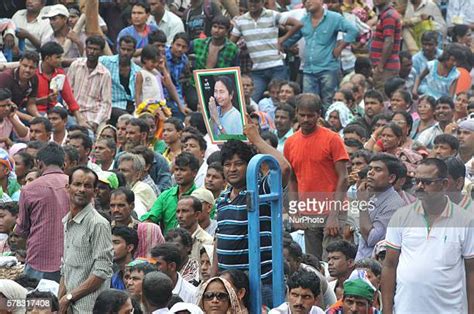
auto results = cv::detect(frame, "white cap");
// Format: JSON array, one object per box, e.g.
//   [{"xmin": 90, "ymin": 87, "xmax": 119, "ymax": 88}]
[{"xmin": 42, "ymin": 4, "xmax": 70, "ymax": 19}]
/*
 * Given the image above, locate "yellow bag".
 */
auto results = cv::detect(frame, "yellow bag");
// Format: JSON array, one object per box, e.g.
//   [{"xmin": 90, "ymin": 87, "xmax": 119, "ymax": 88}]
[{"xmin": 411, "ymin": 19, "xmax": 435, "ymax": 49}]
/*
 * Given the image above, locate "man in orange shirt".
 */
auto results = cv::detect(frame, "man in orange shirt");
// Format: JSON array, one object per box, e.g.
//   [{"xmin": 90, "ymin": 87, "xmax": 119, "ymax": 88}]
[{"xmin": 284, "ymin": 93, "xmax": 349, "ymax": 261}]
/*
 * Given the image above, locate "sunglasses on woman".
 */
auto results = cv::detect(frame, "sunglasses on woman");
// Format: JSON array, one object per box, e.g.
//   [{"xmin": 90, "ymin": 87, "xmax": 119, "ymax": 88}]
[{"xmin": 203, "ymin": 292, "xmax": 230, "ymax": 301}]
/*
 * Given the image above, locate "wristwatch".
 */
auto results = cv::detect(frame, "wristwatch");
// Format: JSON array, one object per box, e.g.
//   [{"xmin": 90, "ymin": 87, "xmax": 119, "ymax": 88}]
[{"xmin": 66, "ymin": 293, "xmax": 74, "ymax": 303}]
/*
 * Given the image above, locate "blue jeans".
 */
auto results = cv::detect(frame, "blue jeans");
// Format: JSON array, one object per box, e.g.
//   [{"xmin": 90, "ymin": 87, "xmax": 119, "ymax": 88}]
[
  {"xmin": 24, "ymin": 264, "xmax": 61, "ymax": 283},
  {"xmin": 303, "ymin": 70, "xmax": 340, "ymax": 109},
  {"xmin": 251, "ymin": 65, "xmax": 288, "ymax": 102}
]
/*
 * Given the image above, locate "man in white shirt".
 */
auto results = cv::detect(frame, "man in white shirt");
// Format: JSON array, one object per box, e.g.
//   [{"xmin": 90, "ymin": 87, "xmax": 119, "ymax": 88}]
[
  {"xmin": 147, "ymin": 0, "xmax": 185, "ymax": 45},
  {"xmin": 151, "ymin": 243, "xmax": 197, "ymax": 304},
  {"xmin": 382, "ymin": 158, "xmax": 474, "ymax": 314},
  {"xmin": 142, "ymin": 271, "xmax": 173, "ymax": 314},
  {"xmin": 12, "ymin": 0, "xmax": 53, "ymax": 51},
  {"xmin": 182, "ymin": 133, "xmax": 208, "ymax": 188}
]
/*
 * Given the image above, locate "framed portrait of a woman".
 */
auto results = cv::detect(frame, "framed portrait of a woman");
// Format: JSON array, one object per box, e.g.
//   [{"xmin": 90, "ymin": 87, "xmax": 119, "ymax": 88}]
[{"xmin": 193, "ymin": 67, "xmax": 248, "ymax": 144}]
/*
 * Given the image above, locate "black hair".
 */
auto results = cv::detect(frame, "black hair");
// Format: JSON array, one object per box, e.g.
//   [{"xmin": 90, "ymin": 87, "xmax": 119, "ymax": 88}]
[
  {"xmin": 370, "ymin": 153, "xmax": 405, "ymax": 182},
  {"xmin": 336, "ymin": 89, "xmax": 355, "ymax": 105},
  {"xmin": 182, "ymin": 126, "xmax": 203, "ymax": 137},
  {"xmin": 438, "ymin": 44, "xmax": 462, "ymax": 63},
  {"xmin": 86, "ymin": 35, "xmax": 106, "ymax": 50},
  {"xmin": 63, "ymin": 145, "xmax": 80, "ymax": 164},
  {"xmin": 130, "ymin": 145, "xmax": 154, "ymax": 167},
  {"xmin": 275, "ymin": 104, "xmax": 296, "ymax": 121},
  {"xmin": 148, "ymin": 30, "xmax": 167, "ymax": 44},
  {"xmin": 26, "ymin": 140, "xmax": 46, "ymax": 150},
  {"xmin": 67, "ymin": 125, "xmax": 90, "ymax": 136},
  {"xmin": 48, "ymin": 106, "xmax": 68, "ymax": 120},
  {"xmin": 436, "ymin": 95, "xmax": 455, "ymax": 109},
  {"xmin": 183, "ymin": 134, "xmax": 207, "ymax": 152},
  {"xmin": 381, "ymin": 122, "xmax": 403, "ymax": 139},
  {"xmin": 188, "ymin": 112, "xmax": 207, "ymax": 134},
  {"xmin": 118, "ymin": 35, "xmax": 137, "ymax": 49},
  {"xmin": 392, "ymin": 110, "xmax": 413, "ymax": 135},
  {"xmin": 167, "ymin": 295, "xmax": 184, "ymax": 309},
  {"xmin": 355, "ymin": 258, "xmax": 382, "ymax": 277},
  {"xmin": 172, "ymin": 32, "xmax": 190, "ymax": 45},
  {"xmin": 26, "ymin": 290, "xmax": 59, "ymax": 312},
  {"xmin": 445, "ymin": 156, "xmax": 466, "ymax": 180},
  {"xmin": 302, "ymin": 253, "xmax": 321, "ymax": 271},
  {"xmin": 220, "ymin": 270, "xmax": 250, "ymax": 309},
  {"xmin": 112, "ymin": 226, "xmax": 139, "ymax": 256},
  {"xmin": 364, "ymin": 89, "xmax": 384, "ymax": 104},
  {"xmin": 326, "ymin": 240, "xmax": 357, "ymax": 259},
  {"xmin": 418, "ymin": 158, "xmax": 448, "ymax": 179},
  {"xmin": 351, "ymin": 150, "xmax": 373, "ymax": 163},
  {"xmin": 281, "ymin": 81, "xmax": 301, "ymax": 96},
  {"xmin": 295, "ymin": 93, "xmax": 322, "ymax": 113},
  {"xmin": 69, "ymin": 131, "xmax": 93, "ymax": 151},
  {"xmin": 151, "ymin": 243, "xmax": 183, "ymax": 269},
  {"xmin": 221, "ymin": 140, "xmax": 255, "ymax": 166},
  {"xmin": 14, "ymin": 274, "xmax": 39, "ymax": 290},
  {"xmin": 30, "ymin": 116, "xmax": 52, "ymax": 133},
  {"xmin": 421, "ymin": 30, "xmax": 438, "ymax": 43},
  {"xmin": 69, "ymin": 166, "xmax": 99, "ymax": 188},
  {"xmin": 433, "ymin": 134, "xmax": 459, "ymax": 151},
  {"xmin": 343, "ymin": 123, "xmax": 368, "ymax": 140},
  {"xmin": 287, "ymin": 269, "xmax": 321, "ymax": 297},
  {"xmin": 20, "ymin": 50, "xmax": 40, "ymax": 65},
  {"xmin": 0, "ymin": 88, "xmax": 11, "ymax": 102},
  {"xmin": 128, "ymin": 118, "xmax": 150, "ymax": 134},
  {"xmin": 132, "ymin": 2, "xmax": 151, "ymax": 13},
  {"xmin": 207, "ymin": 152, "xmax": 222, "ymax": 166},
  {"xmin": 261, "ymin": 131, "xmax": 278, "ymax": 148},
  {"xmin": 451, "ymin": 24, "xmax": 470, "ymax": 43},
  {"xmin": 283, "ymin": 239, "xmax": 303, "ymax": 260},
  {"xmin": 419, "ymin": 95, "xmax": 437, "ymax": 111},
  {"xmin": 92, "ymin": 289, "xmax": 130, "ymax": 314},
  {"xmin": 129, "ymin": 262, "xmax": 156, "ymax": 274},
  {"xmin": 392, "ymin": 89, "xmax": 412, "ymax": 109},
  {"xmin": 178, "ymin": 195, "xmax": 203, "ymax": 212},
  {"xmin": 0, "ymin": 202, "xmax": 19, "ymax": 216},
  {"xmin": 14, "ymin": 152, "xmax": 34, "ymax": 172},
  {"xmin": 344, "ymin": 138, "xmax": 363, "ymax": 149},
  {"xmin": 354, "ymin": 56, "xmax": 372, "ymax": 73},
  {"xmin": 40, "ymin": 41, "xmax": 64, "ymax": 60},
  {"xmin": 207, "ymin": 161, "xmax": 224, "ymax": 177},
  {"xmin": 111, "ymin": 186, "xmax": 135, "ymax": 204},
  {"xmin": 37, "ymin": 142, "xmax": 65, "ymax": 167},
  {"xmin": 142, "ymin": 272, "xmax": 174, "ymax": 309},
  {"xmin": 383, "ymin": 78, "xmax": 406, "ymax": 99},
  {"xmin": 165, "ymin": 228, "xmax": 193, "ymax": 249},
  {"xmin": 164, "ymin": 117, "xmax": 184, "ymax": 132},
  {"xmin": 370, "ymin": 113, "xmax": 392, "ymax": 130},
  {"xmin": 211, "ymin": 15, "xmax": 232, "ymax": 30},
  {"xmin": 141, "ymin": 44, "xmax": 159, "ymax": 63},
  {"xmin": 175, "ymin": 152, "xmax": 200, "ymax": 172}
]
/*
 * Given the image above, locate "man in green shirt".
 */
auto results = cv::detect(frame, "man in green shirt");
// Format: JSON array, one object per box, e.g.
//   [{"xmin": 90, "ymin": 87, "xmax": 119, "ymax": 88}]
[{"xmin": 140, "ymin": 152, "xmax": 198, "ymax": 234}]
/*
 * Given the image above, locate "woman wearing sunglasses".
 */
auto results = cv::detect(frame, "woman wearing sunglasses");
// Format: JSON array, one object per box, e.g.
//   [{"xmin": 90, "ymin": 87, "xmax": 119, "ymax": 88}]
[{"xmin": 197, "ymin": 277, "xmax": 244, "ymax": 314}]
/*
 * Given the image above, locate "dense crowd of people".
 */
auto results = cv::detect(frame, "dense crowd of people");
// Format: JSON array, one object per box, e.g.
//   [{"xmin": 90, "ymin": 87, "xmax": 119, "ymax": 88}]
[{"xmin": 0, "ymin": 0, "xmax": 473, "ymax": 313}]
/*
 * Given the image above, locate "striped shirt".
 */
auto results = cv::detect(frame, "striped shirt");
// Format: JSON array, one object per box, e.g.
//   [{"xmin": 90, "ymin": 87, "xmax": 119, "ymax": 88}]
[
  {"xmin": 99, "ymin": 55, "xmax": 141, "ymax": 110},
  {"xmin": 231, "ymin": 9, "xmax": 288, "ymax": 71},
  {"xmin": 67, "ymin": 58, "xmax": 113, "ymax": 125},
  {"xmin": 216, "ymin": 176, "xmax": 273, "ymax": 282},
  {"xmin": 62, "ymin": 203, "xmax": 113, "ymax": 313},
  {"xmin": 369, "ymin": 5, "xmax": 401, "ymax": 71},
  {"xmin": 15, "ymin": 168, "xmax": 69, "ymax": 273}
]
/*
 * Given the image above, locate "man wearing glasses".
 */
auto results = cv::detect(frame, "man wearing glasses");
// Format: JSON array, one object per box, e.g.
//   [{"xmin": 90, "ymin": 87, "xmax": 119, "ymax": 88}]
[{"xmin": 381, "ymin": 158, "xmax": 474, "ymax": 314}]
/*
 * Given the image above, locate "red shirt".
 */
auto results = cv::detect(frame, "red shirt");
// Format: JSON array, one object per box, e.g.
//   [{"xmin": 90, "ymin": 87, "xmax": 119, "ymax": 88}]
[
  {"xmin": 35, "ymin": 65, "xmax": 80, "ymax": 113},
  {"xmin": 284, "ymin": 126, "xmax": 349, "ymax": 195},
  {"xmin": 369, "ymin": 5, "xmax": 402, "ymax": 71}
]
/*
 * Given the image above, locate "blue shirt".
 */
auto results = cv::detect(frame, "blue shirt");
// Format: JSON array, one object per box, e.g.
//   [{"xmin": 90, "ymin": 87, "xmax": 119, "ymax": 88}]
[
  {"xmin": 285, "ymin": 9, "xmax": 359, "ymax": 74},
  {"xmin": 116, "ymin": 24, "xmax": 159, "ymax": 50},
  {"xmin": 99, "ymin": 55, "xmax": 141, "ymax": 110},
  {"xmin": 258, "ymin": 97, "xmax": 276, "ymax": 120},
  {"xmin": 165, "ymin": 46, "xmax": 188, "ymax": 102},
  {"xmin": 412, "ymin": 48, "xmax": 443, "ymax": 75}
]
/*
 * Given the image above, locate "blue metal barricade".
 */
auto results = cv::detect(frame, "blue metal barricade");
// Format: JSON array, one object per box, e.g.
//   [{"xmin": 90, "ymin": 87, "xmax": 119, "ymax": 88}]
[{"xmin": 246, "ymin": 154, "xmax": 285, "ymax": 313}]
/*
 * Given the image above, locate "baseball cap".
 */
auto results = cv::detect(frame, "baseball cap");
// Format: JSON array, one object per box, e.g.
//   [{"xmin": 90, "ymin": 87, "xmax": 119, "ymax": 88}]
[
  {"xmin": 191, "ymin": 188, "xmax": 215, "ymax": 206},
  {"xmin": 98, "ymin": 171, "xmax": 119, "ymax": 190},
  {"xmin": 42, "ymin": 4, "xmax": 70, "ymax": 19}
]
